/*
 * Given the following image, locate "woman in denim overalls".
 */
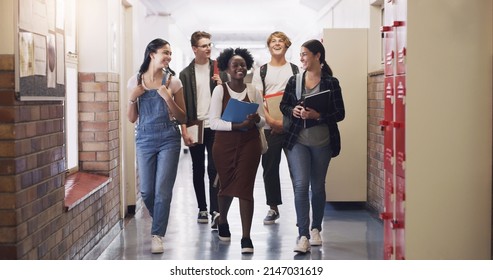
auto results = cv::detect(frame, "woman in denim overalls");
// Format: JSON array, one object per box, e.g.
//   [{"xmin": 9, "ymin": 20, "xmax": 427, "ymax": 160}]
[{"xmin": 127, "ymin": 39, "xmax": 186, "ymax": 254}]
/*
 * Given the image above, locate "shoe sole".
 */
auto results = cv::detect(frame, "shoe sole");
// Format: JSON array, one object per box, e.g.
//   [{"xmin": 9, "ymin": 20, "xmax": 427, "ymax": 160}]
[
  {"xmin": 241, "ymin": 248, "xmax": 254, "ymax": 254},
  {"xmin": 218, "ymin": 235, "xmax": 231, "ymax": 242},
  {"xmin": 293, "ymin": 248, "xmax": 311, "ymax": 254},
  {"xmin": 197, "ymin": 219, "xmax": 208, "ymax": 224},
  {"xmin": 263, "ymin": 219, "xmax": 277, "ymax": 225},
  {"xmin": 310, "ymin": 241, "xmax": 322, "ymax": 246}
]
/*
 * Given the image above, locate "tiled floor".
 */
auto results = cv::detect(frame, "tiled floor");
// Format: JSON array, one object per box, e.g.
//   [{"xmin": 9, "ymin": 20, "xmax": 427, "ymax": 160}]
[{"xmin": 97, "ymin": 150, "xmax": 383, "ymax": 260}]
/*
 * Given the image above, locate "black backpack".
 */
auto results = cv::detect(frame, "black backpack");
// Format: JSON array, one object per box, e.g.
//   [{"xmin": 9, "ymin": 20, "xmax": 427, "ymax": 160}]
[{"xmin": 259, "ymin": 63, "xmax": 299, "ymax": 95}]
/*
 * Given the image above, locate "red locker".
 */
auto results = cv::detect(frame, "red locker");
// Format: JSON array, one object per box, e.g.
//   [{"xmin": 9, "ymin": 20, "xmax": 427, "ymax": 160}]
[
  {"xmin": 384, "ymin": 77, "xmax": 394, "ymax": 122},
  {"xmin": 393, "ymin": 0, "xmax": 407, "ymax": 23},
  {"xmin": 394, "ymin": 0, "xmax": 407, "ymax": 75},
  {"xmin": 395, "ymin": 76, "xmax": 406, "ymax": 177},
  {"xmin": 382, "ymin": 26, "xmax": 394, "ymax": 77},
  {"xmin": 381, "ymin": 0, "xmax": 406, "ymax": 261},
  {"xmin": 394, "ymin": 175, "xmax": 406, "ymax": 260},
  {"xmin": 381, "ymin": 77, "xmax": 394, "ymax": 171},
  {"xmin": 380, "ymin": 170, "xmax": 395, "ymax": 260},
  {"xmin": 384, "ymin": 0, "xmax": 395, "ymax": 27},
  {"xmin": 395, "ymin": 22, "xmax": 406, "ymax": 75}
]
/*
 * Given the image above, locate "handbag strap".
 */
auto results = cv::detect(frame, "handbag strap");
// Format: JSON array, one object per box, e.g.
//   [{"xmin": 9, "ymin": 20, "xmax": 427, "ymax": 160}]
[{"xmin": 221, "ymin": 83, "xmax": 231, "ymax": 115}]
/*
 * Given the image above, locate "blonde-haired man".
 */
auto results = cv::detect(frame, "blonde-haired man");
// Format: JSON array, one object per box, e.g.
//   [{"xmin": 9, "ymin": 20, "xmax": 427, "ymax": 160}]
[{"xmin": 252, "ymin": 31, "xmax": 299, "ymax": 225}]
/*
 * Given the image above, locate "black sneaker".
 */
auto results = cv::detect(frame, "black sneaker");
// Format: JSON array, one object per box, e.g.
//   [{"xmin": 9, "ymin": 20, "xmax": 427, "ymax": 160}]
[
  {"xmin": 263, "ymin": 209, "xmax": 280, "ymax": 225},
  {"xmin": 241, "ymin": 238, "xmax": 254, "ymax": 254},
  {"xmin": 211, "ymin": 211, "xmax": 220, "ymax": 231},
  {"xmin": 197, "ymin": 211, "xmax": 208, "ymax": 223},
  {"xmin": 218, "ymin": 223, "xmax": 231, "ymax": 241}
]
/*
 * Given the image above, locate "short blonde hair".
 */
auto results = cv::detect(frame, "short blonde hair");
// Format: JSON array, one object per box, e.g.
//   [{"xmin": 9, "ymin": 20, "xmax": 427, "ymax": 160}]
[{"xmin": 266, "ymin": 31, "xmax": 292, "ymax": 49}]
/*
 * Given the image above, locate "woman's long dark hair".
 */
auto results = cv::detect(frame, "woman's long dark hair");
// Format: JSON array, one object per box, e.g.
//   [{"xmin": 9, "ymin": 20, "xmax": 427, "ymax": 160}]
[
  {"xmin": 137, "ymin": 38, "xmax": 175, "ymax": 83},
  {"xmin": 302, "ymin": 39, "xmax": 333, "ymax": 76}
]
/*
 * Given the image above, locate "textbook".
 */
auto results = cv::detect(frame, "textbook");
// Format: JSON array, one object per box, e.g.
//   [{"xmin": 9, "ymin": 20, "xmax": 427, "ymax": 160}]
[
  {"xmin": 264, "ymin": 91, "xmax": 284, "ymax": 121},
  {"xmin": 221, "ymin": 98, "xmax": 259, "ymax": 123},
  {"xmin": 186, "ymin": 120, "xmax": 204, "ymax": 144},
  {"xmin": 303, "ymin": 89, "xmax": 331, "ymax": 128}
]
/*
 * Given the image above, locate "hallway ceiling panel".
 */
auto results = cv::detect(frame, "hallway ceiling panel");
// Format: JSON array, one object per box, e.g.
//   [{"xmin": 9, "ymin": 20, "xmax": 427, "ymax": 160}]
[{"xmin": 141, "ymin": 0, "xmax": 335, "ymax": 48}]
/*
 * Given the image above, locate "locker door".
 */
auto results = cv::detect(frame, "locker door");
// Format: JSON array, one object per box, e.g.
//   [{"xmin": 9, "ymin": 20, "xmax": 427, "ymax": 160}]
[
  {"xmin": 395, "ymin": 22, "xmax": 406, "ymax": 75},
  {"xmin": 381, "ymin": 170, "xmax": 395, "ymax": 260},
  {"xmin": 382, "ymin": 26, "xmax": 394, "ymax": 77},
  {"xmin": 395, "ymin": 76, "xmax": 406, "ymax": 177},
  {"xmin": 382, "ymin": 77, "xmax": 394, "ymax": 172},
  {"xmin": 394, "ymin": 175, "xmax": 406, "ymax": 260}
]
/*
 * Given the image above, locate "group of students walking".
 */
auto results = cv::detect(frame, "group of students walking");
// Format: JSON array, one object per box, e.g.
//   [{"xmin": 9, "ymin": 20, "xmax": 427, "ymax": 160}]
[{"xmin": 126, "ymin": 30, "xmax": 345, "ymax": 255}]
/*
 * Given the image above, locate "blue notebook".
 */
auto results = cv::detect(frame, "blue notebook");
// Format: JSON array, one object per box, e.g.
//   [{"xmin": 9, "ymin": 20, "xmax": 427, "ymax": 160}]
[{"xmin": 221, "ymin": 98, "xmax": 259, "ymax": 123}]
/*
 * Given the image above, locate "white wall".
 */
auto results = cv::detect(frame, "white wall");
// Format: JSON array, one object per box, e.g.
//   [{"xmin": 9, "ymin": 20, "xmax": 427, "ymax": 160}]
[
  {"xmin": 332, "ymin": 0, "xmax": 371, "ymax": 28},
  {"xmin": 368, "ymin": 1, "xmax": 383, "ymax": 72},
  {"xmin": 131, "ymin": 8, "xmax": 171, "ymax": 74},
  {"xmin": 78, "ymin": 0, "xmax": 121, "ymax": 72},
  {"xmin": 406, "ymin": 0, "xmax": 492, "ymax": 259}
]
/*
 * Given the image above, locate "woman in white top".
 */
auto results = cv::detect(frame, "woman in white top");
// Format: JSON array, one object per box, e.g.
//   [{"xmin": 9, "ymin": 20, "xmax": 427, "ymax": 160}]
[
  {"xmin": 127, "ymin": 38, "xmax": 186, "ymax": 254},
  {"xmin": 209, "ymin": 48, "xmax": 265, "ymax": 254}
]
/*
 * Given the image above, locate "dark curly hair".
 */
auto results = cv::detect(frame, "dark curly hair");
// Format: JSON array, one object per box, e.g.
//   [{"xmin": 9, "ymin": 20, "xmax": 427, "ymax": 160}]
[{"xmin": 216, "ymin": 48, "xmax": 254, "ymax": 71}]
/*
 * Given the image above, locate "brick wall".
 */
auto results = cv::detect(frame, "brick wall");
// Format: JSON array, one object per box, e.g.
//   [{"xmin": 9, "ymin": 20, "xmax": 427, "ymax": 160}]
[
  {"xmin": 367, "ymin": 70, "xmax": 385, "ymax": 214},
  {"xmin": 0, "ymin": 54, "xmax": 121, "ymax": 259}
]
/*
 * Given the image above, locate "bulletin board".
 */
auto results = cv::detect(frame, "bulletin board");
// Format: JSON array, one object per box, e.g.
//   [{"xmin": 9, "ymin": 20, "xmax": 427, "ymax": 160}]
[{"xmin": 16, "ymin": 0, "xmax": 65, "ymax": 101}]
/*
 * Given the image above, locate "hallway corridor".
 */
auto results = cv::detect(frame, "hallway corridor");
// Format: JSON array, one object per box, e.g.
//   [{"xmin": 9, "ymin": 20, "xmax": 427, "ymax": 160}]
[{"xmin": 95, "ymin": 150, "xmax": 384, "ymax": 260}]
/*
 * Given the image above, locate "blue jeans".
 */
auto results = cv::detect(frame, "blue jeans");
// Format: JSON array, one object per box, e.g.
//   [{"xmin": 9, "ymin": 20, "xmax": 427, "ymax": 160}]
[
  {"xmin": 286, "ymin": 142, "xmax": 332, "ymax": 238},
  {"xmin": 136, "ymin": 123, "xmax": 181, "ymax": 237}
]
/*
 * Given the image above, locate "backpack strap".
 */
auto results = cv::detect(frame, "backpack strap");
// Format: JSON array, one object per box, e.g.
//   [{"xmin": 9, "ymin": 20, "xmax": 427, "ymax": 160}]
[
  {"xmin": 290, "ymin": 63, "xmax": 299, "ymax": 75},
  {"xmin": 259, "ymin": 63, "xmax": 267, "ymax": 96},
  {"xmin": 261, "ymin": 62, "xmax": 298, "ymax": 95}
]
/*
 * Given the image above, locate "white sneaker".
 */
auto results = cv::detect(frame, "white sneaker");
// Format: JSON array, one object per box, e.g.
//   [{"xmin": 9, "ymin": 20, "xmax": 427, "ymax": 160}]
[
  {"xmin": 151, "ymin": 235, "xmax": 164, "ymax": 254},
  {"xmin": 310, "ymin": 229, "xmax": 323, "ymax": 246},
  {"xmin": 293, "ymin": 236, "xmax": 311, "ymax": 253},
  {"xmin": 211, "ymin": 211, "xmax": 220, "ymax": 231}
]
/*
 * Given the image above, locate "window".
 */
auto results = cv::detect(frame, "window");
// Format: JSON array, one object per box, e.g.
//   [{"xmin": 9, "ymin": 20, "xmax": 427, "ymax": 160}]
[{"xmin": 65, "ymin": 0, "xmax": 78, "ymax": 174}]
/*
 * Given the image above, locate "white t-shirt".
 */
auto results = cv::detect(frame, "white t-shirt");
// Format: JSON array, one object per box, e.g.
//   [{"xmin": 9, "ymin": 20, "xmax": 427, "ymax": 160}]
[
  {"xmin": 209, "ymin": 83, "xmax": 265, "ymax": 131},
  {"xmin": 251, "ymin": 62, "xmax": 299, "ymax": 129},
  {"xmin": 251, "ymin": 62, "xmax": 298, "ymax": 95},
  {"xmin": 194, "ymin": 62, "xmax": 212, "ymax": 127},
  {"xmin": 127, "ymin": 72, "xmax": 183, "ymax": 94}
]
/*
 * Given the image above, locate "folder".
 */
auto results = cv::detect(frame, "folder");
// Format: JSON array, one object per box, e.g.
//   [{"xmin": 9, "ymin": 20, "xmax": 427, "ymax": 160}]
[
  {"xmin": 264, "ymin": 91, "xmax": 284, "ymax": 121},
  {"xmin": 221, "ymin": 98, "xmax": 259, "ymax": 123},
  {"xmin": 186, "ymin": 120, "xmax": 204, "ymax": 144}
]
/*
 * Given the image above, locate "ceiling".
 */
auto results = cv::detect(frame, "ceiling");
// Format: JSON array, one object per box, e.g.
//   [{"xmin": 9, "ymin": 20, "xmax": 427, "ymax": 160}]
[{"xmin": 140, "ymin": 0, "xmax": 340, "ymax": 49}]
